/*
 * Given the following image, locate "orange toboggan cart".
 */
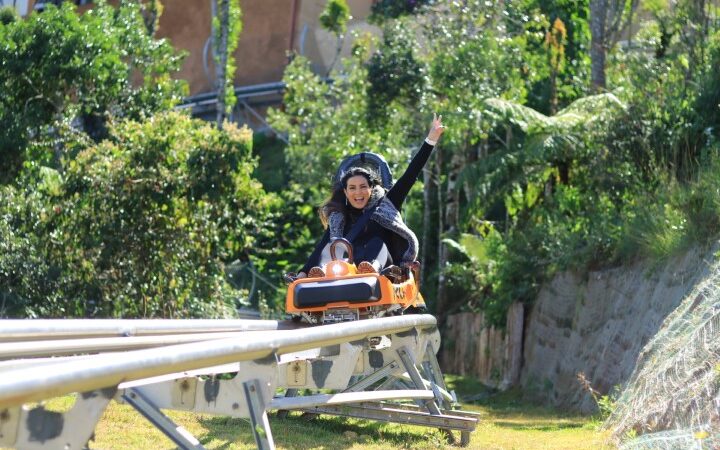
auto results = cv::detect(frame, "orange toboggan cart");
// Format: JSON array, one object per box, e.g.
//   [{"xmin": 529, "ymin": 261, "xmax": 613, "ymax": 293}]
[{"xmin": 285, "ymin": 239, "xmax": 426, "ymax": 324}]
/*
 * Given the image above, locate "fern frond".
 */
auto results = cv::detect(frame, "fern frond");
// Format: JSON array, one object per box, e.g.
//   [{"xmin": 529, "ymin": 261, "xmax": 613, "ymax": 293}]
[{"xmin": 483, "ymin": 98, "xmax": 549, "ymax": 132}]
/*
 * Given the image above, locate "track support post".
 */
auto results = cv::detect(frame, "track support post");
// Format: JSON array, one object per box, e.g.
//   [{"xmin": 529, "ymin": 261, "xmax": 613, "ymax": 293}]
[
  {"xmin": 396, "ymin": 346, "xmax": 442, "ymax": 416},
  {"xmin": 123, "ymin": 387, "xmax": 205, "ymax": 450},
  {"xmin": 422, "ymin": 343, "xmax": 453, "ymax": 409},
  {"xmin": 243, "ymin": 378, "xmax": 275, "ymax": 450}
]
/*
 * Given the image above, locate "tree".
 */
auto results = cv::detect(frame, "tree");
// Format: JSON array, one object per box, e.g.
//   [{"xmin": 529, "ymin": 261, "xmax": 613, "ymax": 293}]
[
  {"xmin": 212, "ymin": 0, "xmax": 242, "ymax": 129},
  {"xmin": 0, "ymin": 0, "xmax": 186, "ymax": 183},
  {"xmin": 319, "ymin": 0, "xmax": 351, "ymax": 76},
  {"xmin": 589, "ymin": 0, "xmax": 638, "ymax": 91},
  {"xmin": 436, "ymin": 93, "xmax": 630, "ymax": 323},
  {"xmin": 546, "ymin": 18, "xmax": 568, "ymax": 115},
  {"xmin": 1, "ymin": 112, "xmax": 272, "ymax": 318},
  {"xmin": 506, "ymin": 0, "xmax": 592, "ymax": 114},
  {"xmin": 421, "ymin": 1, "xmax": 531, "ymax": 321},
  {"xmin": 473, "ymin": 93, "xmax": 625, "ymax": 200}
]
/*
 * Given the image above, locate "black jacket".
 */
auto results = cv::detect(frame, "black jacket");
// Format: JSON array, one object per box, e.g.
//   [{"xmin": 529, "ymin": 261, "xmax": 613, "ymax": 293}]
[{"xmin": 301, "ymin": 140, "xmax": 435, "ymax": 273}]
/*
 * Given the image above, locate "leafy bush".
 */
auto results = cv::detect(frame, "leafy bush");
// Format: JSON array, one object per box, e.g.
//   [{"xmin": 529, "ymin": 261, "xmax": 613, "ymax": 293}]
[
  {"xmin": 370, "ymin": 0, "xmax": 433, "ymax": 23},
  {"xmin": 1, "ymin": 112, "xmax": 273, "ymax": 318},
  {"xmin": 0, "ymin": 184, "xmax": 61, "ymax": 317},
  {"xmin": 0, "ymin": 6, "xmax": 17, "ymax": 25},
  {"xmin": 0, "ymin": 0, "xmax": 186, "ymax": 183}
]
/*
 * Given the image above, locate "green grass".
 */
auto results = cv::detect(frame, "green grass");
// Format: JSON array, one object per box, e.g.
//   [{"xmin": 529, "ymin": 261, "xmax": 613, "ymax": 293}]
[
  {"xmin": 443, "ymin": 375, "xmax": 613, "ymax": 449},
  {"xmin": 16, "ymin": 375, "xmax": 614, "ymax": 449}
]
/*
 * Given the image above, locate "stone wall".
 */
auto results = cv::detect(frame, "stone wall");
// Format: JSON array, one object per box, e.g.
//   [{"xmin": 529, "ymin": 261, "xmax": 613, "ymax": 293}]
[
  {"xmin": 440, "ymin": 246, "xmax": 714, "ymax": 412},
  {"xmin": 521, "ymin": 247, "xmax": 713, "ymax": 412}
]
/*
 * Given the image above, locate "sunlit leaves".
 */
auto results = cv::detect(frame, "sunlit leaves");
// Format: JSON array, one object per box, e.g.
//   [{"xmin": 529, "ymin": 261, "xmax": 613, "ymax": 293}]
[
  {"xmin": 0, "ymin": 112, "xmax": 271, "ymax": 318},
  {"xmin": 319, "ymin": 0, "xmax": 351, "ymax": 36},
  {"xmin": 212, "ymin": 0, "xmax": 242, "ymax": 115},
  {"xmin": 0, "ymin": 0, "xmax": 187, "ymax": 183}
]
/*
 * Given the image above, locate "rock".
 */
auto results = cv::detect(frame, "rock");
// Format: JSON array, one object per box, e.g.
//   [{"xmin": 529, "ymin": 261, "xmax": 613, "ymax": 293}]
[
  {"xmin": 343, "ymin": 431, "xmax": 358, "ymax": 439},
  {"xmin": 521, "ymin": 246, "xmax": 712, "ymax": 412}
]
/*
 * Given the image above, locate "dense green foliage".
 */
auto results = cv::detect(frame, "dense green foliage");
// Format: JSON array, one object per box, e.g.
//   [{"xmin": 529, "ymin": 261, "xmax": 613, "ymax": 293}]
[
  {"xmin": 270, "ymin": 0, "xmax": 720, "ymax": 326},
  {"xmin": 0, "ymin": 6, "xmax": 17, "ymax": 25},
  {"xmin": 0, "ymin": 113, "xmax": 271, "ymax": 317},
  {"xmin": 0, "ymin": 2, "xmax": 279, "ymax": 318},
  {"xmin": 3, "ymin": 0, "xmax": 720, "ymax": 324},
  {"xmin": 0, "ymin": 1, "xmax": 186, "ymax": 183},
  {"xmin": 319, "ymin": 0, "xmax": 350, "ymax": 35},
  {"xmin": 366, "ymin": 22, "xmax": 425, "ymax": 125}
]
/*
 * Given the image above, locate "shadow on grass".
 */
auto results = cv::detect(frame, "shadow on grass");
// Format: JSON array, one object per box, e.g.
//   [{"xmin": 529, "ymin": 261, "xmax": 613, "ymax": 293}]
[
  {"xmin": 493, "ymin": 420, "xmax": 586, "ymax": 431},
  {"xmin": 195, "ymin": 416, "xmax": 255, "ymax": 449},
  {"xmin": 198, "ymin": 411, "xmax": 445, "ymax": 449}
]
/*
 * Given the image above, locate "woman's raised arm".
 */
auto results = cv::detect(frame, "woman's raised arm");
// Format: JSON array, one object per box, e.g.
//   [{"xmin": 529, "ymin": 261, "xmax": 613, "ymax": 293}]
[{"xmin": 387, "ymin": 114, "xmax": 445, "ymax": 208}]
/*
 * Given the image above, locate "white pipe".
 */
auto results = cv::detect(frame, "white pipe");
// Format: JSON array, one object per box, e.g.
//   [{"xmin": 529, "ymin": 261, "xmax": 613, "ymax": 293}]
[
  {"xmin": 0, "ymin": 315, "xmax": 437, "ymax": 408},
  {"xmin": 0, "ymin": 330, "xmax": 302, "ymax": 359},
  {"xmin": 268, "ymin": 390, "xmax": 434, "ymax": 410},
  {"xmin": 0, "ymin": 319, "xmax": 291, "ymax": 341}
]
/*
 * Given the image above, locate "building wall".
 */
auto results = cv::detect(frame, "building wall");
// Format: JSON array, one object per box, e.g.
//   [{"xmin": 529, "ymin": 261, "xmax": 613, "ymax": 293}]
[
  {"xmin": 158, "ymin": 0, "xmax": 377, "ymax": 96},
  {"xmin": 157, "ymin": 0, "xmax": 296, "ymax": 96},
  {"xmin": 14, "ymin": 1, "xmax": 378, "ymax": 101},
  {"xmin": 295, "ymin": 0, "xmax": 379, "ymax": 75}
]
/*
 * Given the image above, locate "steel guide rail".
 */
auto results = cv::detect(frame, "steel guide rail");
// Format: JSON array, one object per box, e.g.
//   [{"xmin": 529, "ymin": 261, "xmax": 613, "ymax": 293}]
[
  {"xmin": 0, "ymin": 315, "xmax": 437, "ymax": 408},
  {"xmin": 0, "ymin": 331, "xmax": 307, "ymax": 359},
  {"xmin": 0, "ymin": 319, "xmax": 295, "ymax": 342},
  {"xmin": 0, "ymin": 315, "xmax": 477, "ymax": 449}
]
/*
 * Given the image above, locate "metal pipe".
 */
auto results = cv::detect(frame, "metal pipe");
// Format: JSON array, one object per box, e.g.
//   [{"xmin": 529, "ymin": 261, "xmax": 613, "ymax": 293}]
[
  {"xmin": 0, "ymin": 319, "xmax": 296, "ymax": 341},
  {"xmin": 0, "ymin": 315, "xmax": 437, "ymax": 409},
  {"xmin": 180, "ymin": 81, "xmax": 286, "ymax": 106},
  {"xmin": 0, "ymin": 354, "xmax": 97, "ymax": 371},
  {"xmin": 268, "ymin": 390, "xmax": 434, "ymax": 410},
  {"xmin": 0, "ymin": 330, "xmax": 302, "ymax": 359}
]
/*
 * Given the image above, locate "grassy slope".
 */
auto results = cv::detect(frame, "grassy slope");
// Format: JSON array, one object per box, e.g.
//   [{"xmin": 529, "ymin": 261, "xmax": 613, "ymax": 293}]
[
  {"xmin": 25, "ymin": 375, "xmax": 613, "ymax": 450},
  {"xmin": 87, "ymin": 402, "xmax": 613, "ymax": 450}
]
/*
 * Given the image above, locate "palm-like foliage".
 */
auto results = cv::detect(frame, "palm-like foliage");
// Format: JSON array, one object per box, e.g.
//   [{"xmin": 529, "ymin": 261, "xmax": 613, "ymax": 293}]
[{"xmin": 462, "ymin": 93, "xmax": 626, "ymax": 215}]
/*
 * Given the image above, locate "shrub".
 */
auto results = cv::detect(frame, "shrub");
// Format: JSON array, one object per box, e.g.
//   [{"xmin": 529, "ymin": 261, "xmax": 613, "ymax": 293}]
[
  {"xmin": 0, "ymin": 112, "xmax": 273, "ymax": 318},
  {"xmin": 0, "ymin": 0, "xmax": 186, "ymax": 183},
  {"xmin": 369, "ymin": 0, "xmax": 433, "ymax": 23}
]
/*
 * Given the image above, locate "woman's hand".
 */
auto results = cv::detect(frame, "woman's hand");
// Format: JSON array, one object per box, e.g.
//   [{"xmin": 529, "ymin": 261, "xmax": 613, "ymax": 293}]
[{"xmin": 427, "ymin": 113, "xmax": 446, "ymax": 143}]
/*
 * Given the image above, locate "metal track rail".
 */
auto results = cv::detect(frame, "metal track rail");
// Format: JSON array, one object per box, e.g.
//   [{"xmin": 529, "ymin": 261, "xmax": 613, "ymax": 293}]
[
  {"xmin": 0, "ymin": 330, "xmax": 306, "ymax": 359},
  {"xmin": 0, "ymin": 315, "xmax": 437, "ymax": 409},
  {"xmin": 0, "ymin": 318, "xmax": 294, "ymax": 342},
  {"xmin": 0, "ymin": 315, "xmax": 477, "ymax": 449}
]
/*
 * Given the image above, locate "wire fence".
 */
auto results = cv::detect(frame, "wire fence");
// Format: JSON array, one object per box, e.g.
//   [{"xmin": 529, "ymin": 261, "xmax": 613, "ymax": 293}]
[{"xmin": 606, "ymin": 263, "xmax": 720, "ymax": 449}]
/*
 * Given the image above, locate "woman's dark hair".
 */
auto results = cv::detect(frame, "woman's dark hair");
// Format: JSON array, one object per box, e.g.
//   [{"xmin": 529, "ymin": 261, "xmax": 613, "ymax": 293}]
[
  {"xmin": 339, "ymin": 167, "xmax": 378, "ymax": 189},
  {"xmin": 319, "ymin": 167, "xmax": 380, "ymax": 227}
]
